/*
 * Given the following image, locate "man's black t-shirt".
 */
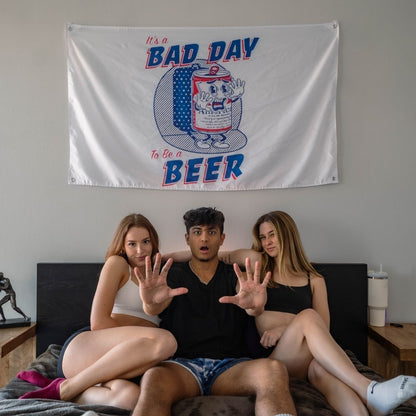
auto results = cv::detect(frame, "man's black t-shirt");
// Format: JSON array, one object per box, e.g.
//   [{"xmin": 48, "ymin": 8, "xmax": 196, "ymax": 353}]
[{"xmin": 159, "ymin": 261, "xmax": 249, "ymax": 359}]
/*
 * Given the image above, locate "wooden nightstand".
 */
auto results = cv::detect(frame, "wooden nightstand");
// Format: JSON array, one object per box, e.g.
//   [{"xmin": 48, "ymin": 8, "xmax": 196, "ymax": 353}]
[
  {"xmin": 368, "ymin": 323, "xmax": 416, "ymax": 379},
  {"xmin": 0, "ymin": 323, "xmax": 36, "ymax": 387}
]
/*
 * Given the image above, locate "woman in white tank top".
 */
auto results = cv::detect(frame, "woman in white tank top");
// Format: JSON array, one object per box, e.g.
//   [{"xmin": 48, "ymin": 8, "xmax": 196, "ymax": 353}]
[{"xmin": 18, "ymin": 214, "xmax": 176, "ymax": 410}]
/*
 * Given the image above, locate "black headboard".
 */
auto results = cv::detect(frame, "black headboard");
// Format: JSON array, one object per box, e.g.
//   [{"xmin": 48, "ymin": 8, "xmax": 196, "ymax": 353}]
[
  {"xmin": 37, "ymin": 262, "xmax": 368, "ymax": 363},
  {"xmin": 36, "ymin": 263, "xmax": 104, "ymax": 355},
  {"xmin": 313, "ymin": 263, "xmax": 368, "ymax": 364}
]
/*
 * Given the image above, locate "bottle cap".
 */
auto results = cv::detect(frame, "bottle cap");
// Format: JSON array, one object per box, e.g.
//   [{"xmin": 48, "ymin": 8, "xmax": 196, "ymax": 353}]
[{"xmin": 373, "ymin": 264, "xmax": 388, "ymax": 279}]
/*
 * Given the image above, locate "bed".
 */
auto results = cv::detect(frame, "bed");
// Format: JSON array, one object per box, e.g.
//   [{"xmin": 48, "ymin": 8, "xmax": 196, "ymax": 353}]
[{"xmin": 1, "ymin": 262, "xmax": 416, "ymax": 416}]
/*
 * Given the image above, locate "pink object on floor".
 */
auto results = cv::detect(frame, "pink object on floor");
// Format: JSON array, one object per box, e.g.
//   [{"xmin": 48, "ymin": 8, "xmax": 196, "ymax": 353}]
[
  {"xmin": 19, "ymin": 378, "xmax": 65, "ymax": 400},
  {"xmin": 17, "ymin": 370, "xmax": 53, "ymax": 387}
]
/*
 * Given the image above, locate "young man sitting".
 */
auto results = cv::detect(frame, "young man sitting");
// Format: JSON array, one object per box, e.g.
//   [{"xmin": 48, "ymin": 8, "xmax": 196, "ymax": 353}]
[{"xmin": 133, "ymin": 207, "xmax": 297, "ymax": 416}]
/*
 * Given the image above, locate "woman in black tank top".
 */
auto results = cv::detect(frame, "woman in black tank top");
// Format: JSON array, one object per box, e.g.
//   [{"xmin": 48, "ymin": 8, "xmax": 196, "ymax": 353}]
[{"xmin": 223, "ymin": 211, "xmax": 416, "ymax": 416}]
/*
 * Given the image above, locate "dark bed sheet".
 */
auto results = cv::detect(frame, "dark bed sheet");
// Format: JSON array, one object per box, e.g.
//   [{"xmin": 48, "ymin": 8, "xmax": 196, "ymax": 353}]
[{"xmin": 1, "ymin": 345, "xmax": 416, "ymax": 416}]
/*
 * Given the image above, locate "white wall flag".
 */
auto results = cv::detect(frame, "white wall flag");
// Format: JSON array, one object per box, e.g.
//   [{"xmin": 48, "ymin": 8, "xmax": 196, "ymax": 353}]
[{"xmin": 67, "ymin": 22, "xmax": 339, "ymax": 190}]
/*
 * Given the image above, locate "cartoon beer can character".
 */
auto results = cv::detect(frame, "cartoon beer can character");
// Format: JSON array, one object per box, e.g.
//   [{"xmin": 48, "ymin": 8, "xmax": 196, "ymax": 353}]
[{"xmin": 192, "ymin": 65, "xmax": 233, "ymax": 133}]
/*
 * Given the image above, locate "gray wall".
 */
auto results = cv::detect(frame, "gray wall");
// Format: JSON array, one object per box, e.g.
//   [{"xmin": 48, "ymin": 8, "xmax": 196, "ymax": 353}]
[{"xmin": 1, "ymin": 0, "xmax": 415, "ymax": 323}]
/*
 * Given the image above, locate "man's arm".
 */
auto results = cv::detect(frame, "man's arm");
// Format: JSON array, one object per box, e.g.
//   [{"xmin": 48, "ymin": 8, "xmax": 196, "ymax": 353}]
[
  {"xmin": 219, "ymin": 258, "xmax": 270, "ymax": 316},
  {"xmin": 136, "ymin": 254, "xmax": 188, "ymax": 316}
]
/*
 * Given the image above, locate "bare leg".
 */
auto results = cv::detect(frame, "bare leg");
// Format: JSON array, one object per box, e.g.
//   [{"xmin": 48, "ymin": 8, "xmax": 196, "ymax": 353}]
[
  {"xmin": 308, "ymin": 359, "xmax": 368, "ymax": 416},
  {"xmin": 57, "ymin": 326, "xmax": 176, "ymax": 401},
  {"xmin": 211, "ymin": 358, "xmax": 296, "ymax": 416},
  {"xmin": 271, "ymin": 309, "xmax": 370, "ymax": 401},
  {"xmin": 74, "ymin": 379, "xmax": 140, "ymax": 410},
  {"xmin": 131, "ymin": 362, "xmax": 200, "ymax": 416},
  {"xmin": 270, "ymin": 309, "xmax": 416, "ymax": 415}
]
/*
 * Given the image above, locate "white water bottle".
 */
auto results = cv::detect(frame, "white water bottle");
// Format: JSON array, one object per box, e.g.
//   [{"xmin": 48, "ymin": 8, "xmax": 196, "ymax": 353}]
[{"xmin": 368, "ymin": 265, "xmax": 388, "ymax": 326}]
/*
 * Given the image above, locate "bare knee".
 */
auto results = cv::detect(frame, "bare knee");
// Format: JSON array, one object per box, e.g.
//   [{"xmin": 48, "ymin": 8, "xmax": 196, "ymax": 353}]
[
  {"xmin": 141, "ymin": 366, "xmax": 166, "ymax": 385},
  {"xmin": 295, "ymin": 308, "xmax": 321, "ymax": 323},
  {"xmin": 255, "ymin": 359, "xmax": 290, "ymax": 393},
  {"xmin": 268, "ymin": 359, "xmax": 290, "ymax": 385},
  {"xmin": 140, "ymin": 365, "xmax": 184, "ymax": 407},
  {"xmin": 154, "ymin": 329, "xmax": 177, "ymax": 359},
  {"xmin": 140, "ymin": 366, "xmax": 171, "ymax": 396},
  {"xmin": 292, "ymin": 308, "xmax": 324, "ymax": 331},
  {"xmin": 131, "ymin": 329, "xmax": 177, "ymax": 362}
]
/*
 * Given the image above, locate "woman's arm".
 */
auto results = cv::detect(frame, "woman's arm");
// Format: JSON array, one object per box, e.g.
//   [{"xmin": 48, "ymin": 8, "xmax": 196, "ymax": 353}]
[
  {"xmin": 162, "ymin": 248, "xmax": 261, "ymax": 266},
  {"xmin": 310, "ymin": 274, "xmax": 330, "ymax": 328},
  {"xmin": 219, "ymin": 249, "xmax": 261, "ymax": 266},
  {"xmin": 90, "ymin": 255, "xmax": 127, "ymax": 330}
]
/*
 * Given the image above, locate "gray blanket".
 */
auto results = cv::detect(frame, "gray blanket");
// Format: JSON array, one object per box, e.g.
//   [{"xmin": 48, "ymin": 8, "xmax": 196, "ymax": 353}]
[{"xmin": 1, "ymin": 345, "xmax": 416, "ymax": 416}]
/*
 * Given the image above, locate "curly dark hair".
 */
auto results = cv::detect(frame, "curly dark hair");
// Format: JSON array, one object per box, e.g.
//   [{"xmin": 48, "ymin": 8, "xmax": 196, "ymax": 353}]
[{"xmin": 183, "ymin": 207, "xmax": 225, "ymax": 234}]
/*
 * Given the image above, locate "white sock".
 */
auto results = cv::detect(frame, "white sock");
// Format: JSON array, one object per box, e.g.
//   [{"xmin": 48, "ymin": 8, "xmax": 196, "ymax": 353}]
[{"xmin": 367, "ymin": 375, "xmax": 416, "ymax": 416}]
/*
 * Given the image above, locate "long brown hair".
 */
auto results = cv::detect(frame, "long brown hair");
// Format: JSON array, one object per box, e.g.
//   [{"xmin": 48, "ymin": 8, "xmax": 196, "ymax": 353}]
[
  {"xmin": 251, "ymin": 211, "xmax": 318, "ymax": 287},
  {"xmin": 105, "ymin": 214, "xmax": 159, "ymax": 261}
]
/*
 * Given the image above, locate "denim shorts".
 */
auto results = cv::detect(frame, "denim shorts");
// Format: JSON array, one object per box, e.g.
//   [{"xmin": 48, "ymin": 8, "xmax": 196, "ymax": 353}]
[{"xmin": 166, "ymin": 357, "xmax": 251, "ymax": 395}]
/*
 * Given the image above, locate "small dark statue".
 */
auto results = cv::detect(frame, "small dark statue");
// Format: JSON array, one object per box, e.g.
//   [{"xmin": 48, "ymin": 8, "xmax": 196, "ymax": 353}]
[{"xmin": 0, "ymin": 272, "xmax": 31, "ymax": 326}]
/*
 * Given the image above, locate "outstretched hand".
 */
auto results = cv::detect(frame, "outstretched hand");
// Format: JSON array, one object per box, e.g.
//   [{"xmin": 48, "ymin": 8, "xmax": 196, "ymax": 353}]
[
  {"xmin": 135, "ymin": 253, "xmax": 188, "ymax": 313},
  {"xmin": 219, "ymin": 258, "xmax": 270, "ymax": 316}
]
